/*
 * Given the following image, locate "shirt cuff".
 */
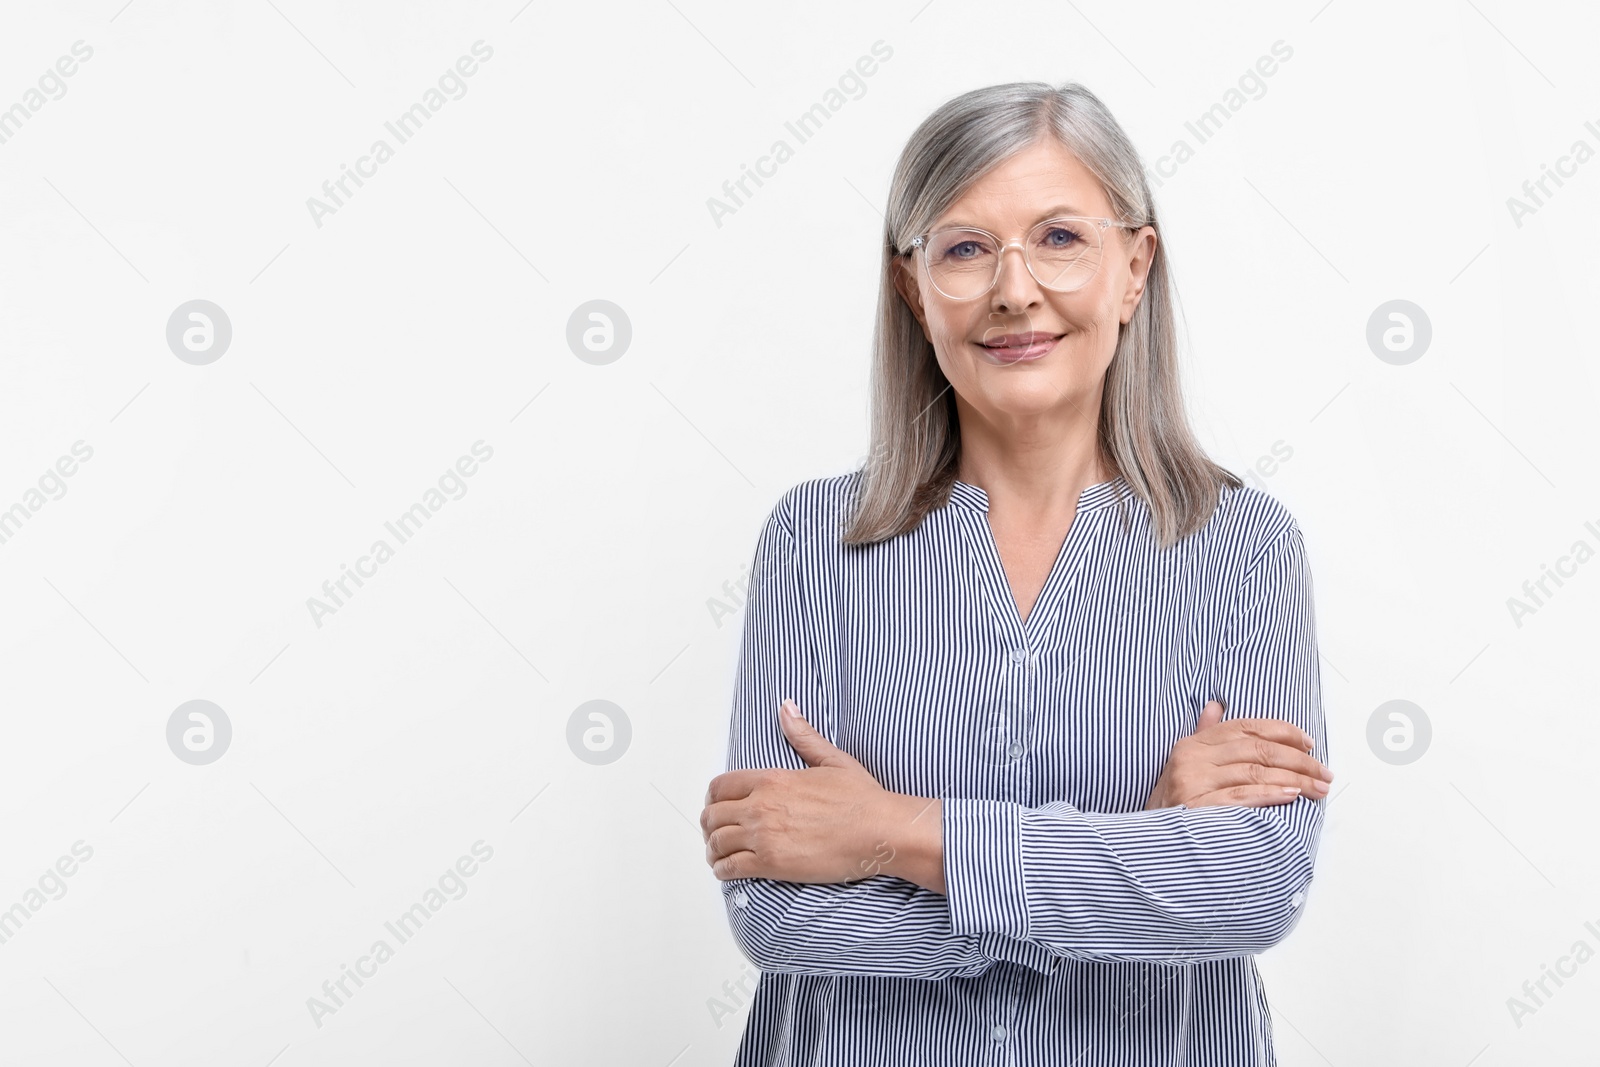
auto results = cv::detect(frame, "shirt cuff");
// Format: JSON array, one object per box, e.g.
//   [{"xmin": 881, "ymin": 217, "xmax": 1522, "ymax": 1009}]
[
  {"xmin": 978, "ymin": 932, "xmax": 1059, "ymax": 975},
  {"xmin": 942, "ymin": 797, "xmax": 1030, "ymax": 941}
]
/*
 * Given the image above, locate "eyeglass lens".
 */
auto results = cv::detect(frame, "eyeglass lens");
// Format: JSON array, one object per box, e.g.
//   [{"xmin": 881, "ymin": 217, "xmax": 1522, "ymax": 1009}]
[{"xmin": 922, "ymin": 218, "xmax": 1105, "ymax": 298}]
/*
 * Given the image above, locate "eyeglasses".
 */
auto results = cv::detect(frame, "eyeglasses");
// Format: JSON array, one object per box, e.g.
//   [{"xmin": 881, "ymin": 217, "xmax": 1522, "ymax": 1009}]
[{"xmin": 905, "ymin": 215, "xmax": 1144, "ymax": 300}]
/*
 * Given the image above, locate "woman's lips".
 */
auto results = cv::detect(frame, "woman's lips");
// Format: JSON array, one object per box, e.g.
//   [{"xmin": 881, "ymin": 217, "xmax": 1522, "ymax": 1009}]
[{"xmin": 977, "ymin": 334, "xmax": 1063, "ymax": 362}]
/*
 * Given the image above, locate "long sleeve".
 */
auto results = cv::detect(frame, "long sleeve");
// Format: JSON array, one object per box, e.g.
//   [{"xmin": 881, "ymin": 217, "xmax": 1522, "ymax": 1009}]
[
  {"xmin": 941, "ymin": 521, "xmax": 1329, "ymax": 964},
  {"xmin": 719, "ymin": 491, "xmax": 1060, "ymax": 979}
]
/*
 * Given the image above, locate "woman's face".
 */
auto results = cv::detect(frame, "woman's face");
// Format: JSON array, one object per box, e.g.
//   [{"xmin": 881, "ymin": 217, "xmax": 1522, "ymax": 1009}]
[{"xmin": 893, "ymin": 138, "xmax": 1157, "ymax": 434}]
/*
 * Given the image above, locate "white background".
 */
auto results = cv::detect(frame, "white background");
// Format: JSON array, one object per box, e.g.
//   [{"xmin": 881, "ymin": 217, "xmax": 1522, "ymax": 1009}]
[{"xmin": 1, "ymin": 0, "xmax": 1597, "ymax": 1063}]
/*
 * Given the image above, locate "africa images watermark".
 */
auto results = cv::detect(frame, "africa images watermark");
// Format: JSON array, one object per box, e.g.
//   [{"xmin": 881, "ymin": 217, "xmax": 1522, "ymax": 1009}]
[
  {"xmin": 0, "ymin": 40, "xmax": 95, "ymax": 148},
  {"xmin": 0, "ymin": 840, "xmax": 94, "ymax": 948},
  {"xmin": 707, "ymin": 841, "xmax": 896, "ymax": 1028},
  {"xmin": 0, "ymin": 440, "xmax": 94, "ymax": 548},
  {"xmin": 1505, "ymin": 116, "xmax": 1600, "ymax": 229},
  {"xmin": 705, "ymin": 535, "xmax": 793, "ymax": 631},
  {"xmin": 1235, "ymin": 438, "xmax": 1293, "ymax": 493},
  {"xmin": 306, "ymin": 440, "xmax": 494, "ymax": 628},
  {"xmin": 1506, "ymin": 915, "xmax": 1600, "ymax": 1029},
  {"xmin": 705, "ymin": 39, "xmax": 894, "ymax": 228},
  {"xmin": 305, "ymin": 840, "xmax": 494, "ymax": 1028},
  {"xmin": 1143, "ymin": 39, "xmax": 1294, "ymax": 189},
  {"xmin": 305, "ymin": 40, "xmax": 494, "ymax": 229},
  {"xmin": 1504, "ymin": 516, "xmax": 1600, "ymax": 628}
]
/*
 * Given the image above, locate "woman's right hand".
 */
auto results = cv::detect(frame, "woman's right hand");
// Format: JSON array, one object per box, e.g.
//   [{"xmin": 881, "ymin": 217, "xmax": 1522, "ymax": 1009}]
[{"xmin": 1144, "ymin": 700, "xmax": 1332, "ymax": 811}]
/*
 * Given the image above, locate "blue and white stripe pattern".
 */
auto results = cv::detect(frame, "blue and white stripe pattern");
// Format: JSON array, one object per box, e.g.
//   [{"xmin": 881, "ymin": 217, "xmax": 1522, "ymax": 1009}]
[{"xmin": 720, "ymin": 470, "xmax": 1328, "ymax": 1065}]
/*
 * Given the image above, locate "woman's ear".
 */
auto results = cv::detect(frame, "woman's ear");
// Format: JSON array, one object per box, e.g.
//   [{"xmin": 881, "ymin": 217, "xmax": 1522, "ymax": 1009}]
[
  {"xmin": 891, "ymin": 255, "xmax": 929, "ymax": 334},
  {"xmin": 1119, "ymin": 227, "xmax": 1158, "ymax": 325}
]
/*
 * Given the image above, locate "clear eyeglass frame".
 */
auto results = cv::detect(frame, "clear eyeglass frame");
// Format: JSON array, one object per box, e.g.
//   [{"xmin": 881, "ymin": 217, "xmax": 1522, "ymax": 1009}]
[{"xmin": 905, "ymin": 215, "xmax": 1146, "ymax": 300}]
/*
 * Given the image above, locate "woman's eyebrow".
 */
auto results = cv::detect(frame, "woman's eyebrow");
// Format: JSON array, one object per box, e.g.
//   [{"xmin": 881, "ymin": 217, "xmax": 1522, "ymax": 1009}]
[{"xmin": 933, "ymin": 204, "xmax": 1086, "ymax": 230}]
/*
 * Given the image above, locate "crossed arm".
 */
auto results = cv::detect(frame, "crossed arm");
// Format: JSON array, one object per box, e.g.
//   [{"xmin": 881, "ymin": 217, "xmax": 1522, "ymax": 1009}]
[{"xmin": 710, "ymin": 494, "xmax": 1328, "ymax": 979}]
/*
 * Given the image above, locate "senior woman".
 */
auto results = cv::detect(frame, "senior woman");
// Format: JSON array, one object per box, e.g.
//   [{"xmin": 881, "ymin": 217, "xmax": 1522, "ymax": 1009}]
[{"xmin": 700, "ymin": 81, "xmax": 1333, "ymax": 1066}]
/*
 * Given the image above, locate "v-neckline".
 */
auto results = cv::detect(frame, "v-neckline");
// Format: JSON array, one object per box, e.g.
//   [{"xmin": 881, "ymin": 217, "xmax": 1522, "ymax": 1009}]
[
  {"xmin": 993, "ymin": 514, "xmax": 1077, "ymax": 630},
  {"xmin": 950, "ymin": 475, "xmax": 1128, "ymax": 645},
  {"xmin": 978, "ymin": 509, "xmax": 1088, "ymax": 642}
]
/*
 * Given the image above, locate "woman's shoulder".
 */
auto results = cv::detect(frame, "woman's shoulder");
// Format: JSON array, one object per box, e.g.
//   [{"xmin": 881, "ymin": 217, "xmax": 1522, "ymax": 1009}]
[
  {"xmin": 764, "ymin": 469, "xmax": 864, "ymax": 543},
  {"xmin": 1204, "ymin": 477, "xmax": 1310, "ymax": 569}
]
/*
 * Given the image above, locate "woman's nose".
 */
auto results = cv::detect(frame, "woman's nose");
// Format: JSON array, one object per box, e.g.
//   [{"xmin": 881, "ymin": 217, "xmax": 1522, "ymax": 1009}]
[{"xmin": 991, "ymin": 243, "xmax": 1041, "ymax": 307}]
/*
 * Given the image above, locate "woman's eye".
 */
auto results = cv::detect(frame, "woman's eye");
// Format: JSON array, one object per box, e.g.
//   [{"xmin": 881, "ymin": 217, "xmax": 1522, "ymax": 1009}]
[{"xmin": 1041, "ymin": 227, "xmax": 1082, "ymax": 247}]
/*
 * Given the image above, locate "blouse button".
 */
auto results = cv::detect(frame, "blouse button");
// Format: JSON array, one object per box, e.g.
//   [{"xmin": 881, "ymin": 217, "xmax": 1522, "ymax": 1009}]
[
  {"xmin": 1289, "ymin": 890, "xmax": 1305, "ymax": 909},
  {"xmin": 1009, "ymin": 649, "xmax": 1027, "ymax": 664},
  {"xmin": 991, "ymin": 1024, "xmax": 1008, "ymax": 1041},
  {"xmin": 732, "ymin": 889, "xmax": 750, "ymax": 909},
  {"xmin": 1007, "ymin": 740, "xmax": 1025, "ymax": 759}
]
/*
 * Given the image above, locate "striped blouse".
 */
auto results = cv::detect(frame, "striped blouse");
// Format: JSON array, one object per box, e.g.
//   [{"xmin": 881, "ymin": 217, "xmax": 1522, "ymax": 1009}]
[{"xmin": 719, "ymin": 469, "xmax": 1329, "ymax": 1066}]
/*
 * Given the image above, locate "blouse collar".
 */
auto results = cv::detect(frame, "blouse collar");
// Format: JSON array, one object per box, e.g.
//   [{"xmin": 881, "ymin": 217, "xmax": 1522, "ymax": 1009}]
[{"xmin": 947, "ymin": 474, "xmax": 1131, "ymax": 516}]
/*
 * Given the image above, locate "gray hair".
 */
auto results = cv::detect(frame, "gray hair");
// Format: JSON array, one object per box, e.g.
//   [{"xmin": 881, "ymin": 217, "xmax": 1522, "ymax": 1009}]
[{"xmin": 841, "ymin": 81, "xmax": 1241, "ymax": 549}]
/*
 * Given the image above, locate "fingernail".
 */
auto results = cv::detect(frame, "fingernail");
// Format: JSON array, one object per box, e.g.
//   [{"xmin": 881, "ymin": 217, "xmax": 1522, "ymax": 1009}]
[
  {"xmin": 780, "ymin": 699, "xmax": 796, "ymax": 717},
  {"xmin": 1282, "ymin": 786, "xmax": 1302, "ymax": 795}
]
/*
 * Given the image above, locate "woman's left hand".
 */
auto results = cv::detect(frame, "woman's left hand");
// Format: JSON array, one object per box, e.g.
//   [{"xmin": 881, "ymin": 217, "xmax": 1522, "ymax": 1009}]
[{"xmin": 702, "ymin": 699, "xmax": 900, "ymax": 884}]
